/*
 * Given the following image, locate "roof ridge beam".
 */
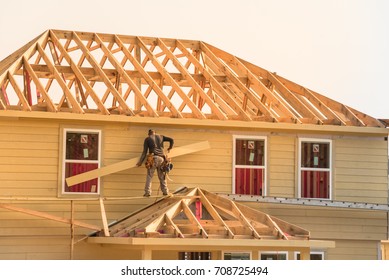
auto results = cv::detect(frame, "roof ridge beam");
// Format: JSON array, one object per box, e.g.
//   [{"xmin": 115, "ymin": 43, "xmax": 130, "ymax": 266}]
[
  {"xmin": 157, "ymin": 38, "xmax": 228, "ymax": 120},
  {"xmin": 114, "ymin": 35, "xmax": 183, "ymax": 118},
  {"xmin": 71, "ymin": 32, "xmax": 134, "ymax": 116},
  {"xmin": 136, "ymin": 37, "xmax": 206, "ymax": 119},
  {"xmin": 49, "ymin": 30, "xmax": 110, "ymax": 115}
]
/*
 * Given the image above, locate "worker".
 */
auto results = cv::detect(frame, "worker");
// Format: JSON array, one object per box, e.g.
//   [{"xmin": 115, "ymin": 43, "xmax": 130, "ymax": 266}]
[{"xmin": 136, "ymin": 129, "xmax": 174, "ymax": 197}]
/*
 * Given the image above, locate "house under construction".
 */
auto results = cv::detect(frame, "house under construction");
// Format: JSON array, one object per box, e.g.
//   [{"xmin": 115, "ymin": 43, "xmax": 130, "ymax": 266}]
[{"xmin": 0, "ymin": 30, "xmax": 388, "ymax": 260}]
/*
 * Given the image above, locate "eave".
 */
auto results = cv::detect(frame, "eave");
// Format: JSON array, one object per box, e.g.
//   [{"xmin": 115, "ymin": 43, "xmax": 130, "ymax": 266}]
[
  {"xmin": 1, "ymin": 110, "xmax": 387, "ymax": 137},
  {"xmin": 87, "ymin": 236, "xmax": 335, "ymax": 251}
]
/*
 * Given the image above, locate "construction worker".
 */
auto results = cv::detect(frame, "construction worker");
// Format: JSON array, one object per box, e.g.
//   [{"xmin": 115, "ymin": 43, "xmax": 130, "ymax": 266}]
[{"xmin": 136, "ymin": 129, "xmax": 174, "ymax": 197}]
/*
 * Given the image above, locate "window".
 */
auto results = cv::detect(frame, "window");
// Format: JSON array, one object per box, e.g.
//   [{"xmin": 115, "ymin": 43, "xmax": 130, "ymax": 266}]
[
  {"xmin": 260, "ymin": 251, "xmax": 287, "ymax": 260},
  {"xmin": 233, "ymin": 136, "xmax": 266, "ymax": 195},
  {"xmin": 62, "ymin": 129, "xmax": 101, "ymax": 194},
  {"xmin": 178, "ymin": 252, "xmax": 211, "ymax": 260},
  {"xmin": 223, "ymin": 252, "xmax": 251, "ymax": 260},
  {"xmin": 299, "ymin": 139, "xmax": 332, "ymax": 199},
  {"xmin": 295, "ymin": 251, "xmax": 324, "ymax": 260}
]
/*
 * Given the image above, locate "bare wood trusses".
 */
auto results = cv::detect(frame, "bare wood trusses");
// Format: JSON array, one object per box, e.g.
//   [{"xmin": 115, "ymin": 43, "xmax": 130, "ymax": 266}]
[
  {"xmin": 102, "ymin": 187, "xmax": 310, "ymax": 240},
  {"xmin": 0, "ymin": 29, "xmax": 383, "ymax": 127}
]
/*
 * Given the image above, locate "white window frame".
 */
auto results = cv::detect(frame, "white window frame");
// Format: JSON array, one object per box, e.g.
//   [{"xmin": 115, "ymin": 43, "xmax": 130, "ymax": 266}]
[
  {"xmin": 223, "ymin": 251, "xmax": 252, "ymax": 260},
  {"xmin": 62, "ymin": 128, "xmax": 102, "ymax": 195},
  {"xmin": 294, "ymin": 251, "xmax": 325, "ymax": 260},
  {"xmin": 298, "ymin": 138, "xmax": 332, "ymax": 200},
  {"xmin": 259, "ymin": 251, "xmax": 288, "ymax": 260},
  {"xmin": 232, "ymin": 135, "xmax": 267, "ymax": 195}
]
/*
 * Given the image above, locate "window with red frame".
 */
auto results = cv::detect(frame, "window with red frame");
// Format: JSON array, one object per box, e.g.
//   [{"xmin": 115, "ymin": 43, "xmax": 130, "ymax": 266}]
[
  {"xmin": 234, "ymin": 138, "xmax": 265, "ymax": 196},
  {"xmin": 63, "ymin": 130, "xmax": 100, "ymax": 194},
  {"xmin": 300, "ymin": 140, "xmax": 331, "ymax": 199}
]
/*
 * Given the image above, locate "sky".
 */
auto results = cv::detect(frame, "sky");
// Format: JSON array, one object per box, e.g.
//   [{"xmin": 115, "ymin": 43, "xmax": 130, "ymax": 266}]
[{"xmin": 1, "ymin": 0, "xmax": 388, "ymax": 119}]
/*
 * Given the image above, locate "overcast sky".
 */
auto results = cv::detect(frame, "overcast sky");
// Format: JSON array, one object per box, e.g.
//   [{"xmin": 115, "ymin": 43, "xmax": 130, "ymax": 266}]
[{"xmin": 1, "ymin": 0, "xmax": 388, "ymax": 119}]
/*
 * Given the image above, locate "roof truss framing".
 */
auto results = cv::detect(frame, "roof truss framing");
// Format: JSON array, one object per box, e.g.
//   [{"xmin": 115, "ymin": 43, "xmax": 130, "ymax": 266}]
[
  {"xmin": 0, "ymin": 29, "xmax": 382, "ymax": 127},
  {"xmin": 105, "ymin": 188, "xmax": 310, "ymax": 240}
]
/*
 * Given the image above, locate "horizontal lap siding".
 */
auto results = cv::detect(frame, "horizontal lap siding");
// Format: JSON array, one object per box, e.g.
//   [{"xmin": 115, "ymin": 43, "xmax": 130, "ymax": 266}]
[
  {"xmin": 103, "ymin": 125, "xmax": 232, "ymax": 196},
  {"xmin": 334, "ymin": 138, "xmax": 388, "ymax": 204},
  {"xmin": 246, "ymin": 202, "xmax": 386, "ymax": 259},
  {"xmin": 0, "ymin": 120, "xmax": 59, "ymax": 195},
  {"xmin": 268, "ymin": 136, "xmax": 295, "ymax": 197}
]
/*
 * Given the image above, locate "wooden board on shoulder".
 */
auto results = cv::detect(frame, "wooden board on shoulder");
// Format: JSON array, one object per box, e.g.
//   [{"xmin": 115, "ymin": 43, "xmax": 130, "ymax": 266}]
[{"xmin": 66, "ymin": 141, "xmax": 210, "ymax": 187}]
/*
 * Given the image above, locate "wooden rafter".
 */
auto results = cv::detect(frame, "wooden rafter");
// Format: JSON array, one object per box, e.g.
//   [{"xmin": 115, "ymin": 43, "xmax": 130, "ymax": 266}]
[
  {"xmin": 71, "ymin": 32, "xmax": 134, "ymax": 116},
  {"xmin": 200, "ymin": 42, "xmax": 276, "ymax": 121},
  {"xmin": 158, "ymin": 38, "xmax": 227, "ymax": 120},
  {"xmin": 114, "ymin": 35, "xmax": 182, "ymax": 118},
  {"xmin": 102, "ymin": 187, "xmax": 310, "ymax": 240},
  {"xmin": 137, "ymin": 37, "xmax": 206, "ymax": 119},
  {"xmin": 0, "ymin": 29, "xmax": 383, "ymax": 127},
  {"xmin": 49, "ymin": 30, "xmax": 110, "ymax": 115}
]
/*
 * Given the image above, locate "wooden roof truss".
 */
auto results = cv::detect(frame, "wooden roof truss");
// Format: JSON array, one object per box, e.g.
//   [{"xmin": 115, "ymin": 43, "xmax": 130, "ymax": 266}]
[
  {"xmin": 0, "ymin": 29, "xmax": 383, "ymax": 127},
  {"xmin": 103, "ymin": 187, "xmax": 310, "ymax": 240}
]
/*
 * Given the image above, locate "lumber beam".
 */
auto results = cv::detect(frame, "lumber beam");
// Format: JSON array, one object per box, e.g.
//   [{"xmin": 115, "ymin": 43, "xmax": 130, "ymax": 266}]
[
  {"xmin": 66, "ymin": 141, "xmax": 210, "ymax": 186},
  {"xmin": 36, "ymin": 44, "xmax": 84, "ymax": 114},
  {"xmin": 71, "ymin": 32, "xmax": 134, "ymax": 116},
  {"xmin": 136, "ymin": 37, "xmax": 206, "ymax": 119},
  {"xmin": 49, "ymin": 31, "xmax": 110, "ymax": 115},
  {"xmin": 114, "ymin": 35, "xmax": 182, "ymax": 118},
  {"xmin": 158, "ymin": 38, "xmax": 227, "ymax": 120},
  {"xmin": 176, "ymin": 40, "xmax": 252, "ymax": 121},
  {"xmin": 200, "ymin": 42, "xmax": 275, "ymax": 121},
  {"xmin": 94, "ymin": 33, "xmax": 157, "ymax": 117},
  {"xmin": 0, "ymin": 203, "xmax": 101, "ymax": 231}
]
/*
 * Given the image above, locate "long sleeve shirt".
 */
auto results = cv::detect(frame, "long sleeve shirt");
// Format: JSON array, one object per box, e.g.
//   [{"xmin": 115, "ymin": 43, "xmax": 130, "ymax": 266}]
[{"xmin": 138, "ymin": 134, "xmax": 174, "ymax": 164}]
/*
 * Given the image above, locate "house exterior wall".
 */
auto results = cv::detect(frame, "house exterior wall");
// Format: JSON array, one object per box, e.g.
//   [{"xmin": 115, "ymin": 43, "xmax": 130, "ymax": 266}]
[{"xmin": 0, "ymin": 116, "xmax": 387, "ymax": 260}]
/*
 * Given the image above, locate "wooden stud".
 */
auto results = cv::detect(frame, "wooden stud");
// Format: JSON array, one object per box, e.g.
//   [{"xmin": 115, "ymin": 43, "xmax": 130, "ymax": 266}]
[
  {"xmin": 99, "ymin": 198, "xmax": 110, "ymax": 237},
  {"xmin": 137, "ymin": 37, "xmax": 206, "ymax": 119},
  {"xmin": 0, "ymin": 203, "xmax": 101, "ymax": 231},
  {"xmin": 158, "ymin": 38, "xmax": 227, "ymax": 120},
  {"xmin": 49, "ymin": 30, "xmax": 110, "ymax": 115},
  {"xmin": 36, "ymin": 44, "xmax": 84, "ymax": 114},
  {"xmin": 114, "ymin": 35, "xmax": 182, "ymax": 118},
  {"xmin": 23, "ymin": 57, "xmax": 57, "ymax": 112},
  {"xmin": 176, "ymin": 40, "xmax": 252, "ymax": 121},
  {"xmin": 71, "ymin": 32, "xmax": 134, "ymax": 116},
  {"xmin": 7, "ymin": 73, "xmax": 31, "ymax": 111},
  {"xmin": 200, "ymin": 42, "xmax": 275, "ymax": 121}
]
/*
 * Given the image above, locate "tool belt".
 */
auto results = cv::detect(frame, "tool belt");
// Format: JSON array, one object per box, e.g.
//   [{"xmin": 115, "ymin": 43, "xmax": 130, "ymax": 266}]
[
  {"xmin": 145, "ymin": 153, "xmax": 154, "ymax": 169},
  {"xmin": 161, "ymin": 154, "xmax": 173, "ymax": 173}
]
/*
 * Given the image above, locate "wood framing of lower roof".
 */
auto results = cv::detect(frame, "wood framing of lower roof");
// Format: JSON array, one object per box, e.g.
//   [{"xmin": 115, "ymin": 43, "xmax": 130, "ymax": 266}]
[
  {"xmin": 0, "ymin": 110, "xmax": 387, "ymax": 137},
  {"xmin": 86, "ymin": 187, "xmax": 335, "ymax": 253}
]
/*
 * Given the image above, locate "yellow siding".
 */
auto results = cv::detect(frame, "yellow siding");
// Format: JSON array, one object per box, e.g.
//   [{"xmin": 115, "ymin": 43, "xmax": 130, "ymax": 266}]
[
  {"xmin": 247, "ymin": 203, "xmax": 387, "ymax": 243},
  {"xmin": 334, "ymin": 138, "xmax": 388, "ymax": 203},
  {"xmin": 0, "ymin": 118, "xmax": 388, "ymax": 260},
  {"xmin": 268, "ymin": 135, "xmax": 296, "ymax": 197},
  {"xmin": 327, "ymin": 240, "xmax": 380, "ymax": 260}
]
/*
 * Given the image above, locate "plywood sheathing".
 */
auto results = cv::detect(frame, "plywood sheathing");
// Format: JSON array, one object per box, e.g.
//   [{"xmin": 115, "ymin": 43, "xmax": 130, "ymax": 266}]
[{"xmin": 0, "ymin": 29, "xmax": 383, "ymax": 127}]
